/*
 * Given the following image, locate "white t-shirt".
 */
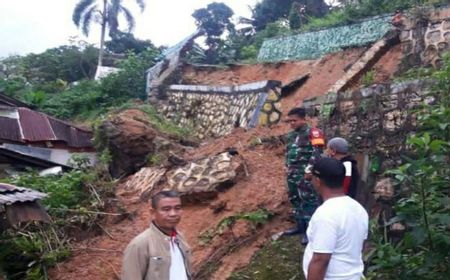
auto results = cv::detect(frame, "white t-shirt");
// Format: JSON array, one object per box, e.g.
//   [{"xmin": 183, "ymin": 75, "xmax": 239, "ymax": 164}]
[
  {"xmin": 303, "ymin": 196, "xmax": 368, "ymax": 280},
  {"xmin": 169, "ymin": 237, "xmax": 188, "ymax": 280}
]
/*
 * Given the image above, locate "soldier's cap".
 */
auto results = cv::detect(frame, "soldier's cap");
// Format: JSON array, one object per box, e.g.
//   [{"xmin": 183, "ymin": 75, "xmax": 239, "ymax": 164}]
[
  {"xmin": 312, "ymin": 157, "xmax": 345, "ymax": 180},
  {"xmin": 327, "ymin": 137, "xmax": 349, "ymax": 154}
]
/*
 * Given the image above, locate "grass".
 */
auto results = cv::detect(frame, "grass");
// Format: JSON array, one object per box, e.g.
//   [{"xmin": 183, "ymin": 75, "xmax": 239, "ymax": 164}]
[{"xmin": 228, "ymin": 235, "xmax": 305, "ymax": 280}]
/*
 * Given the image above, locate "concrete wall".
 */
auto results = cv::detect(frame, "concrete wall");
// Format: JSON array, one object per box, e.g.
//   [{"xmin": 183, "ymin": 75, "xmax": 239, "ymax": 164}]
[
  {"xmin": 157, "ymin": 81, "xmax": 282, "ymax": 139},
  {"xmin": 258, "ymin": 15, "xmax": 392, "ymax": 62}
]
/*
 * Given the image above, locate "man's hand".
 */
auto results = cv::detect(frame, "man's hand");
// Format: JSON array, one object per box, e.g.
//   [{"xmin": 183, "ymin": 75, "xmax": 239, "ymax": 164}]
[{"xmin": 307, "ymin": 252, "xmax": 331, "ymax": 280}]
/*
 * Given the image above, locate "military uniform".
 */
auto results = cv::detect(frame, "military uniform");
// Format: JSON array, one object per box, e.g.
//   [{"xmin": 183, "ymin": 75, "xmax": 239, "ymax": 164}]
[{"xmin": 285, "ymin": 125, "xmax": 324, "ymax": 230}]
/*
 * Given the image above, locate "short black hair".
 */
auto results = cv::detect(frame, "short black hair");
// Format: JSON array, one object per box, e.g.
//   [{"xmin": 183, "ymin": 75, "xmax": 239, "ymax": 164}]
[
  {"xmin": 151, "ymin": 190, "xmax": 180, "ymax": 208},
  {"xmin": 287, "ymin": 107, "xmax": 306, "ymax": 118},
  {"xmin": 312, "ymin": 158, "xmax": 345, "ymax": 189}
]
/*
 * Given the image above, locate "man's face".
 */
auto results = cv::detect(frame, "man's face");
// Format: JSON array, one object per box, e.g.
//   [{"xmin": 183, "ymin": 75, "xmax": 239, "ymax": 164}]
[
  {"xmin": 285, "ymin": 115, "xmax": 306, "ymax": 130},
  {"xmin": 324, "ymin": 146, "xmax": 337, "ymax": 158},
  {"xmin": 152, "ymin": 197, "xmax": 182, "ymax": 230}
]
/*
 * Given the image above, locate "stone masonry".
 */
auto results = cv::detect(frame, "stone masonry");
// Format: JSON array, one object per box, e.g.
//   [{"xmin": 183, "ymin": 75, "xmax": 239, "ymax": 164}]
[
  {"xmin": 400, "ymin": 6, "xmax": 450, "ymax": 68},
  {"xmin": 156, "ymin": 81, "xmax": 282, "ymax": 139}
]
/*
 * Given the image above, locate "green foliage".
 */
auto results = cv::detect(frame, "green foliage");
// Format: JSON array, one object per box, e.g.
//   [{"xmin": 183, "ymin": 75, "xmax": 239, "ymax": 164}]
[
  {"xmin": 105, "ymin": 31, "xmax": 157, "ymax": 54},
  {"xmin": 362, "ymin": 70, "xmax": 375, "ymax": 87},
  {"xmin": 0, "ymin": 76, "xmax": 31, "ymax": 99},
  {"xmin": 100, "ymin": 49, "xmax": 160, "ymax": 102},
  {"xmin": 29, "ymin": 46, "xmax": 160, "ymax": 120},
  {"xmin": 147, "ymin": 153, "xmax": 164, "ymax": 166},
  {"xmin": 23, "ymin": 91, "xmax": 48, "ymax": 108},
  {"xmin": 192, "ymin": 2, "xmax": 235, "ymax": 64},
  {"xmin": 288, "ymin": 2, "xmax": 303, "ymax": 30},
  {"xmin": 232, "ymin": 21, "xmax": 290, "ymax": 61},
  {"xmin": 40, "ymin": 79, "xmax": 103, "ymax": 119},
  {"xmin": 112, "ymin": 102, "xmax": 192, "ymax": 139},
  {"xmin": 22, "ymin": 45, "xmax": 98, "ymax": 85},
  {"xmin": 251, "ymin": 0, "xmax": 328, "ymax": 31},
  {"xmin": 299, "ymin": 9, "xmax": 350, "ymax": 31},
  {"xmin": 4, "ymin": 171, "xmax": 91, "ymax": 210},
  {"xmin": 197, "ymin": 209, "xmax": 274, "ymax": 247},
  {"xmin": 229, "ymin": 236, "xmax": 304, "ymax": 280},
  {"xmin": 72, "ymin": 0, "xmax": 145, "ymax": 38},
  {"xmin": 0, "ymin": 167, "xmax": 114, "ymax": 279},
  {"xmin": 367, "ymin": 54, "xmax": 450, "ymax": 279},
  {"xmin": 216, "ymin": 209, "xmax": 274, "ymax": 235},
  {"xmin": 393, "ymin": 66, "xmax": 435, "ymax": 81},
  {"xmin": 0, "ymin": 230, "xmax": 70, "ymax": 280}
]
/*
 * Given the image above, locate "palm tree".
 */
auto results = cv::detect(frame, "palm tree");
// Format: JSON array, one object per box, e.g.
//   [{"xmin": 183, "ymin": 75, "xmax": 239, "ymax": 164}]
[{"xmin": 72, "ymin": 0, "xmax": 145, "ymax": 67}]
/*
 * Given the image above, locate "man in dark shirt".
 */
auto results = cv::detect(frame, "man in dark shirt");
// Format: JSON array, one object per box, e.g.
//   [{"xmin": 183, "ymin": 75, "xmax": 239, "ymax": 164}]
[{"xmin": 325, "ymin": 137, "xmax": 359, "ymax": 199}]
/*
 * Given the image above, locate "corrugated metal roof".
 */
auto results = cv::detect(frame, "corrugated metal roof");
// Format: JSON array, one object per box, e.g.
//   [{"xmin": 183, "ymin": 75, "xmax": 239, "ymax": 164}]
[
  {"xmin": 0, "ymin": 92, "xmax": 33, "ymax": 108},
  {"xmin": 0, "ymin": 107, "xmax": 93, "ymax": 148},
  {"xmin": 18, "ymin": 108, "xmax": 57, "ymax": 141},
  {"xmin": 0, "ymin": 116, "xmax": 22, "ymax": 142},
  {"xmin": 0, "ymin": 183, "xmax": 47, "ymax": 205},
  {"xmin": 48, "ymin": 118, "xmax": 92, "ymax": 147}
]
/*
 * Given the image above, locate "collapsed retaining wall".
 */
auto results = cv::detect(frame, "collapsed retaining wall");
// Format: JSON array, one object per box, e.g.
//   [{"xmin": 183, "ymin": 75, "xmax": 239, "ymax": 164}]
[
  {"xmin": 258, "ymin": 15, "xmax": 392, "ymax": 62},
  {"xmin": 157, "ymin": 81, "xmax": 282, "ymax": 139}
]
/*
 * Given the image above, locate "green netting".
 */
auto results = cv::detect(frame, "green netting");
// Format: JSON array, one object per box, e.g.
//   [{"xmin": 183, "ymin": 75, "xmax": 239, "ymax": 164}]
[{"xmin": 257, "ymin": 16, "xmax": 392, "ymax": 62}]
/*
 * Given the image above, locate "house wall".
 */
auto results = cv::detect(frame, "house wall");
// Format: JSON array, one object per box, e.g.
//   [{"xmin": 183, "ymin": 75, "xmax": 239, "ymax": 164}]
[
  {"xmin": 156, "ymin": 81, "xmax": 282, "ymax": 139},
  {"xmin": 2, "ymin": 143, "xmax": 96, "ymax": 167}
]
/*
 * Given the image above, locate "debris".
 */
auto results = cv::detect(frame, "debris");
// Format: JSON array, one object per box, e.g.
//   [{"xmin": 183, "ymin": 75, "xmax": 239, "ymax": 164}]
[{"xmin": 123, "ymin": 167, "xmax": 166, "ymax": 199}]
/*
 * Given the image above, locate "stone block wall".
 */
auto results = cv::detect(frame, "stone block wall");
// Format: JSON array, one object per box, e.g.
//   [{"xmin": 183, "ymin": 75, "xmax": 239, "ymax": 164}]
[
  {"xmin": 158, "ymin": 81, "xmax": 282, "ymax": 139},
  {"xmin": 401, "ymin": 6, "xmax": 450, "ymax": 68},
  {"xmin": 304, "ymin": 80, "xmax": 433, "ymax": 158},
  {"xmin": 257, "ymin": 15, "xmax": 391, "ymax": 62},
  {"xmin": 303, "ymin": 79, "xmax": 434, "ymax": 207}
]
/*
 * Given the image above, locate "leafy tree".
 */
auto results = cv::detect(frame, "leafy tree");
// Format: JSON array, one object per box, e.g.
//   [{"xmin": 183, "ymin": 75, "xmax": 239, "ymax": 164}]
[
  {"xmin": 288, "ymin": 2, "xmax": 304, "ymax": 29},
  {"xmin": 192, "ymin": 2, "xmax": 235, "ymax": 64},
  {"xmin": 105, "ymin": 31, "xmax": 156, "ymax": 54},
  {"xmin": 100, "ymin": 48, "xmax": 160, "ymax": 102},
  {"xmin": 72, "ymin": 0, "xmax": 145, "ymax": 66},
  {"xmin": 21, "ymin": 45, "xmax": 98, "ymax": 85},
  {"xmin": 251, "ymin": 0, "xmax": 329, "ymax": 31}
]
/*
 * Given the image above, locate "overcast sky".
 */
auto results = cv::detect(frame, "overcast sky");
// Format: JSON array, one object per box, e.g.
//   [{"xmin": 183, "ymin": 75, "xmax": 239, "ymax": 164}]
[{"xmin": 0, "ymin": 0, "xmax": 257, "ymax": 58}]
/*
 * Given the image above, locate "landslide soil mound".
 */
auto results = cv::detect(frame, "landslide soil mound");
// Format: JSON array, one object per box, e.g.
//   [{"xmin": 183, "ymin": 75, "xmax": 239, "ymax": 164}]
[
  {"xmin": 49, "ymin": 124, "xmax": 294, "ymax": 280},
  {"xmin": 183, "ymin": 44, "xmax": 403, "ymax": 111},
  {"xmin": 49, "ymin": 45, "xmax": 403, "ymax": 280}
]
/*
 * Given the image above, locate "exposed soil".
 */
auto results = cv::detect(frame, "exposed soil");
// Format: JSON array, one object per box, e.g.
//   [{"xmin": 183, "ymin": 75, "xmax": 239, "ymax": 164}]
[
  {"xmin": 49, "ymin": 124, "xmax": 294, "ymax": 280},
  {"xmin": 49, "ymin": 44, "xmax": 403, "ymax": 280}
]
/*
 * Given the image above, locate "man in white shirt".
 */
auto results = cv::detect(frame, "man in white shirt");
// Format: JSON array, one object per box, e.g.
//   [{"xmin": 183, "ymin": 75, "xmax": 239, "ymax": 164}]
[{"xmin": 303, "ymin": 158, "xmax": 368, "ymax": 280}]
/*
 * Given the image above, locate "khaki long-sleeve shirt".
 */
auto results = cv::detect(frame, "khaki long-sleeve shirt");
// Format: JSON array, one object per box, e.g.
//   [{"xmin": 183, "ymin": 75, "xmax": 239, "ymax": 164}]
[{"xmin": 121, "ymin": 223, "xmax": 192, "ymax": 280}]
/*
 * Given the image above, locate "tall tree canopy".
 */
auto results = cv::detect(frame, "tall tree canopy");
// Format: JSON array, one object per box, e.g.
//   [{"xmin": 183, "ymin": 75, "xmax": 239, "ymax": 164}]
[
  {"xmin": 251, "ymin": 0, "xmax": 329, "ymax": 31},
  {"xmin": 105, "ymin": 31, "xmax": 156, "ymax": 54},
  {"xmin": 72, "ymin": 0, "xmax": 145, "ymax": 66},
  {"xmin": 192, "ymin": 2, "xmax": 235, "ymax": 64}
]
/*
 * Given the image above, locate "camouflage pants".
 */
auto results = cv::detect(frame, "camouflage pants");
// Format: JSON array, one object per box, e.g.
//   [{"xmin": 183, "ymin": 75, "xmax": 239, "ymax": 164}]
[{"xmin": 286, "ymin": 172, "xmax": 321, "ymax": 227}]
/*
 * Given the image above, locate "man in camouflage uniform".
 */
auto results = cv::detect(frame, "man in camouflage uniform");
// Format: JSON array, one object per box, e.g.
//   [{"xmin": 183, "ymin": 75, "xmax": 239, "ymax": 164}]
[{"xmin": 283, "ymin": 107, "xmax": 324, "ymax": 243}]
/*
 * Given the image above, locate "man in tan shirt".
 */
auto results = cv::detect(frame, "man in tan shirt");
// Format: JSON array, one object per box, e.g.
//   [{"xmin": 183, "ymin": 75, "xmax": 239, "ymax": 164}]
[{"xmin": 122, "ymin": 191, "xmax": 192, "ymax": 280}]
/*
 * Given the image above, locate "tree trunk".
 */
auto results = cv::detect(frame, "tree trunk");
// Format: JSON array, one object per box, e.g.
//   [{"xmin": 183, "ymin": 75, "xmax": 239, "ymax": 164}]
[
  {"xmin": 306, "ymin": 0, "xmax": 328, "ymax": 18},
  {"xmin": 98, "ymin": 0, "xmax": 108, "ymax": 67}
]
